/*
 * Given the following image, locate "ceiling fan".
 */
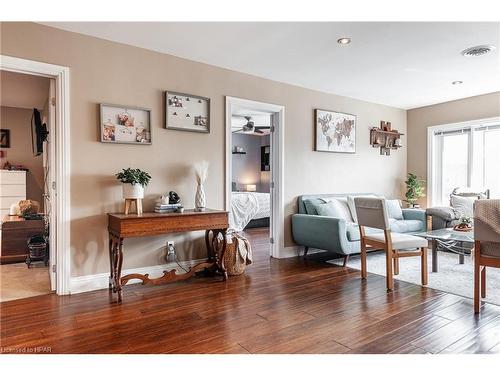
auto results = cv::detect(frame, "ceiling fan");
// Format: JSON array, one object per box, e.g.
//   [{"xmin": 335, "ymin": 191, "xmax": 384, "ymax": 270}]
[{"xmin": 232, "ymin": 116, "xmax": 270, "ymax": 134}]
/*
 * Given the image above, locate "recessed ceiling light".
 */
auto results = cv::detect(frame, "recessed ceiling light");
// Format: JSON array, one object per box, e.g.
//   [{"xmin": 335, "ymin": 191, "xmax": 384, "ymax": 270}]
[
  {"xmin": 461, "ymin": 45, "xmax": 496, "ymax": 57},
  {"xmin": 452, "ymin": 81, "xmax": 463, "ymax": 85},
  {"xmin": 337, "ymin": 37, "xmax": 351, "ymax": 45}
]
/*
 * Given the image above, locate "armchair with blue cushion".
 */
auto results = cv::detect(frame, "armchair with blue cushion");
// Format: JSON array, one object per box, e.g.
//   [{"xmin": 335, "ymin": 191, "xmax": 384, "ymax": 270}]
[{"xmin": 291, "ymin": 193, "xmax": 427, "ymax": 265}]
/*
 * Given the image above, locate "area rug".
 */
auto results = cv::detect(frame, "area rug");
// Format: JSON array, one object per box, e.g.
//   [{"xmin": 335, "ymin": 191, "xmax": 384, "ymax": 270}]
[{"xmin": 327, "ymin": 250, "xmax": 500, "ymax": 306}]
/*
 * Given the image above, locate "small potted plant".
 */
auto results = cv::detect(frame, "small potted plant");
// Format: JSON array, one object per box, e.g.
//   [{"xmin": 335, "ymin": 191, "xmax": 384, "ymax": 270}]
[
  {"xmin": 115, "ymin": 168, "xmax": 151, "ymax": 199},
  {"xmin": 404, "ymin": 173, "xmax": 426, "ymax": 208},
  {"xmin": 454, "ymin": 216, "xmax": 473, "ymax": 232}
]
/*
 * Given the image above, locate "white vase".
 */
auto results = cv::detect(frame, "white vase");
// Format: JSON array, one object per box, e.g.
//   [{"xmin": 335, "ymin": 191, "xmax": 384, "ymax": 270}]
[
  {"xmin": 195, "ymin": 183, "xmax": 206, "ymax": 210},
  {"xmin": 122, "ymin": 183, "xmax": 144, "ymax": 199}
]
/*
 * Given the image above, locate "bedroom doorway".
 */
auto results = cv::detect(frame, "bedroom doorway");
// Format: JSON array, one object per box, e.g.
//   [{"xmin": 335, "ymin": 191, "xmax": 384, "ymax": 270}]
[
  {"xmin": 225, "ymin": 97, "xmax": 284, "ymax": 258},
  {"xmin": 1, "ymin": 55, "xmax": 71, "ymax": 296}
]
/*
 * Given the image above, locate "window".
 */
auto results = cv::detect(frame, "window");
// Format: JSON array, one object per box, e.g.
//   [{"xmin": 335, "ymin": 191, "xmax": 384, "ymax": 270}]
[{"xmin": 429, "ymin": 118, "xmax": 500, "ymax": 206}]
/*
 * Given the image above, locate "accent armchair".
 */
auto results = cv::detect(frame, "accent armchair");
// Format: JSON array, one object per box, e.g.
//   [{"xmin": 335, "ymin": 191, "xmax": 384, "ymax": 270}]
[
  {"xmin": 473, "ymin": 199, "xmax": 500, "ymax": 313},
  {"xmin": 355, "ymin": 197, "xmax": 428, "ymax": 291}
]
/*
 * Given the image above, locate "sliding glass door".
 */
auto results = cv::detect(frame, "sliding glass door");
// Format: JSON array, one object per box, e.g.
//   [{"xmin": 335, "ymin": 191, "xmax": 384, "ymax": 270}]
[{"xmin": 430, "ymin": 118, "xmax": 500, "ymax": 205}]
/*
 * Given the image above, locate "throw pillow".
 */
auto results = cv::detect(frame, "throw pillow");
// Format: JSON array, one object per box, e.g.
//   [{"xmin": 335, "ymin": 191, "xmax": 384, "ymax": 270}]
[
  {"xmin": 316, "ymin": 199, "xmax": 353, "ymax": 222},
  {"xmin": 451, "ymin": 195, "xmax": 474, "ymax": 218},
  {"xmin": 385, "ymin": 199, "xmax": 404, "ymax": 220},
  {"xmin": 303, "ymin": 198, "xmax": 325, "ymax": 215}
]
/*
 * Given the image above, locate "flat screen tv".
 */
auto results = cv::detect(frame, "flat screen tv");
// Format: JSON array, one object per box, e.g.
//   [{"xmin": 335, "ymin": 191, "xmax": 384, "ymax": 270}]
[{"xmin": 31, "ymin": 108, "xmax": 48, "ymax": 156}]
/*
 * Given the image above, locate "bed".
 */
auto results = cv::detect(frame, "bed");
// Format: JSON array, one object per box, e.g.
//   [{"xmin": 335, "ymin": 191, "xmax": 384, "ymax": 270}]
[{"xmin": 229, "ymin": 192, "xmax": 270, "ymax": 231}]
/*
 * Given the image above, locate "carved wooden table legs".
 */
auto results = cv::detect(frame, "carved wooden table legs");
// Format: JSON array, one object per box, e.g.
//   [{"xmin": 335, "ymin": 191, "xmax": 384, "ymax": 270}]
[
  {"xmin": 109, "ymin": 228, "xmax": 228, "ymax": 303},
  {"xmin": 109, "ymin": 234, "xmax": 124, "ymax": 302}
]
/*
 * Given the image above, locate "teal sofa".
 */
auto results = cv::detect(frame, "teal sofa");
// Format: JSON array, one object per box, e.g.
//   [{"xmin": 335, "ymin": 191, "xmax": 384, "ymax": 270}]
[{"xmin": 291, "ymin": 193, "xmax": 426, "ymax": 259}]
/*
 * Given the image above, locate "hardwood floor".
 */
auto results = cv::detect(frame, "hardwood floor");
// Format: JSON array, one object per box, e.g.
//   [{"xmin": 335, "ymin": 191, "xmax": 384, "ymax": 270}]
[{"xmin": 1, "ymin": 227, "xmax": 500, "ymax": 354}]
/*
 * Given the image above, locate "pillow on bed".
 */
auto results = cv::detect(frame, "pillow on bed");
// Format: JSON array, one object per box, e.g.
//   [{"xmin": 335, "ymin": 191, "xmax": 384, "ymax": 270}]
[{"xmin": 316, "ymin": 199, "xmax": 354, "ymax": 222}]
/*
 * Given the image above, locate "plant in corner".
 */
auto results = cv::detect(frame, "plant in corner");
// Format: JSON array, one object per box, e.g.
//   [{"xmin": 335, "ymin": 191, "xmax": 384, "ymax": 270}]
[
  {"xmin": 404, "ymin": 173, "xmax": 425, "ymax": 208},
  {"xmin": 116, "ymin": 168, "xmax": 151, "ymax": 200}
]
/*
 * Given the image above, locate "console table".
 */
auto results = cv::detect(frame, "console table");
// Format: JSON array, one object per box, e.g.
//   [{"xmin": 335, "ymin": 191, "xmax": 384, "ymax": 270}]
[{"xmin": 107, "ymin": 209, "xmax": 229, "ymax": 302}]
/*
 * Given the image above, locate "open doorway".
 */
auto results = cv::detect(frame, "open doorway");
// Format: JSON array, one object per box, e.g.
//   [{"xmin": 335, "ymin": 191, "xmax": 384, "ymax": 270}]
[
  {"xmin": 225, "ymin": 97, "xmax": 284, "ymax": 258},
  {"xmin": 0, "ymin": 70, "xmax": 54, "ymax": 302}
]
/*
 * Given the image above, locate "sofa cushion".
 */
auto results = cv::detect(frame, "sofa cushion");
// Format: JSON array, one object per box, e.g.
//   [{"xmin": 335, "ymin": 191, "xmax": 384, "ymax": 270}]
[
  {"xmin": 316, "ymin": 199, "xmax": 354, "ymax": 222},
  {"xmin": 389, "ymin": 219, "xmax": 424, "ymax": 233},
  {"xmin": 346, "ymin": 223, "xmax": 382, "ymax": 241},
  {"xmin": 386, "ymin": 199, "xmax": 404, "ymax": 220}
]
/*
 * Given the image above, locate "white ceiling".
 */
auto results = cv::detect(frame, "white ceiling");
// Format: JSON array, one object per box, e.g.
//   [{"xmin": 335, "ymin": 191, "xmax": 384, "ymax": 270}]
[
  {"xmin": 42, "ymin": 22, "xmax": 500, "ymax": 109},
  {"xmin": 1, "ymin": 70, "xmax": 50, "ymax": 109}
]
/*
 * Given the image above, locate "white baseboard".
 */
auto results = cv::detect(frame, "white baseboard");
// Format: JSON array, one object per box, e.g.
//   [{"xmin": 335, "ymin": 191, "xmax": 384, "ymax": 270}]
[
  {"xmin": 279, "ymin": 246, "xmax": 326, "ymax": 258},
  {"xmin": 71, "ymin": 247, "xmax": 325, "ymax": 293},
  {"xmin": 70, "ymin": 258, "xmax": 206, "ymax": 294}
]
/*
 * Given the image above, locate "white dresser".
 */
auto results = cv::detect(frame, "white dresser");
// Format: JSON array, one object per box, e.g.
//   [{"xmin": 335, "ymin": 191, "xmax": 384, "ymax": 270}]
[{"xmin": 0, "ymin": 170, "xmax": 27, "ymax": 219}]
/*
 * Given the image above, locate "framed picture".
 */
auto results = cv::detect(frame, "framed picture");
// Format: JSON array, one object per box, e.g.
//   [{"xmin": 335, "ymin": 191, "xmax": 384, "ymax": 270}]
[
  {"xmin": 0, "ymin": 129, "xmax": 10, "ymax": 148},
  {"xmin": 315, "ymin": 109, "xmax": 356, "ymax": 153},
  {"xmin": 100, "ymin": 104, "xmax": 151, "ymax": 145},
  {"xmin": 165, "ymin": 91, "xmax": 210, "ymax": 133}
]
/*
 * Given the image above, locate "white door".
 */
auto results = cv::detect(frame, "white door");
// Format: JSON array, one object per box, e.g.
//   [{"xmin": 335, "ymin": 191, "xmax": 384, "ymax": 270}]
[{"xmin": 46, "ymin": 78, "xmax": 57, "ymax": 290}]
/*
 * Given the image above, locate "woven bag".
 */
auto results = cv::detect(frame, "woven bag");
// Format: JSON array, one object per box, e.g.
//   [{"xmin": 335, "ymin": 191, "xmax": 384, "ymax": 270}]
[{"xmin": 223, "ymin": 237, "xmax": 247, "ymax": 276}]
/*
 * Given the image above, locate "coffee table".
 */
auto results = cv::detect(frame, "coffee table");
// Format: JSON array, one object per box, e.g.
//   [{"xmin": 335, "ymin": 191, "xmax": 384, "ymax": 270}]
[{"xmin": 415, "ymin": 228, "xmax": 474, "ymax": 272}]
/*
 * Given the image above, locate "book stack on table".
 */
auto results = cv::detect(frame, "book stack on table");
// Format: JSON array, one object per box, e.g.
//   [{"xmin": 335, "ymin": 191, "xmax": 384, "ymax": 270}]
[{"xmin": 154, "ymin": 203, "xmax": 182, "ymax": 213}]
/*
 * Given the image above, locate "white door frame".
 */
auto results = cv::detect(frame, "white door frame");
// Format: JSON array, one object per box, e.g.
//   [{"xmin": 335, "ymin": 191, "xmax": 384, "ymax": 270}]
[
  {"xmin": 1, "ymin": 55, "xmax": 71, "ymax": 295},
  {"xmin": 225, "ymin": 96, "xmax": 285, "ymax": 258}
]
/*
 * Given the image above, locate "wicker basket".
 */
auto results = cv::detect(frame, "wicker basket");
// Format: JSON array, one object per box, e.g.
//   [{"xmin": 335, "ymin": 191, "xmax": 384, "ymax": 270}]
[{"xmin": 222, "ymin": 237, "xmax": 247, "ymax": 276}]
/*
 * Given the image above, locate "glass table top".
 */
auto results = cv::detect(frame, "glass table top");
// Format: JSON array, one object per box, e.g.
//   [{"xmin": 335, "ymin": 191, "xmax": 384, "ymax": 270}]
[{"xmin": 414, "ymin": 228, "xmax": 474, "ymax": 243}]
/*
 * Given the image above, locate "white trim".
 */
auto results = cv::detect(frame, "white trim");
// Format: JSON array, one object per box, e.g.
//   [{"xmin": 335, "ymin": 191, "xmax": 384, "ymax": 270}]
[
  {"xmin": 1, "ymin": 55, "xmax": 71, "ymax": 295},
  {"xmin": 427, "ymin": 116, "xmax": 500, "ymax": 206},
  {"xmin": 70, "ymin": 259, "xmax": 206, "ymax": 294},
  {"xmin": 225, "ymin": 96, "xmax": 285, "ymax": 258}
]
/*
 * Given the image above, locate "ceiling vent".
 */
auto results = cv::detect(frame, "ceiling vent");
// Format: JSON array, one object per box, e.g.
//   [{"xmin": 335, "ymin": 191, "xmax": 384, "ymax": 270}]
[{"xmin": 461, "ymin": 45, "xmax": 496, "ymax": 57}]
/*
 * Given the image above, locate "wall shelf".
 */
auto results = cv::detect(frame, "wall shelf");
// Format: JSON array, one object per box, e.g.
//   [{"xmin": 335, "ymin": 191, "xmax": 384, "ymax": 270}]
[
  {"xmin": 370, "ymin": 121, "xmax": 404, "ymax": 156},
  {"xmin": 232, "ymin": 151, "xmax": 247, "ymax": 155}
]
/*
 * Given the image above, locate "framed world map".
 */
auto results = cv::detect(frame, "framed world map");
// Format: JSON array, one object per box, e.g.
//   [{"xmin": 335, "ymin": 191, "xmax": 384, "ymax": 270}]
[{"xmin": 314, "ymin": 109, "xmax": 356, "ymax": 153}]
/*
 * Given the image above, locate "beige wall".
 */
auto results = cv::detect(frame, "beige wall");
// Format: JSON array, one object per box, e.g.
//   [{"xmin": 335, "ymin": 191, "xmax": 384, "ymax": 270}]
[
  {"xmin": 1, "ymin": 22, "xmax": 407, "ymax": 278},
  {"xmin": 0, "ymin": 106, "xmax": 45, "ymax": 206},
  {"xmin": 407, "ymin": 92, "xmax": 500, "ymax": 207}
]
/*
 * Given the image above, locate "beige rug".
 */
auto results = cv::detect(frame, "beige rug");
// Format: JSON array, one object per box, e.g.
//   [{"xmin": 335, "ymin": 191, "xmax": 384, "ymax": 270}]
[
  {"xmin": 328, "ymin": 250, "xmax": 500, "ymax": 306},
  {"xmin": 0, "ymin": 263, "xmax": 51, "ymax": 302}
]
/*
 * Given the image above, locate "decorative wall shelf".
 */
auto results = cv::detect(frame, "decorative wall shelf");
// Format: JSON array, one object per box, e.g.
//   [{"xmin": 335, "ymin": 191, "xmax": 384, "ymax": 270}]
[
  {"xmin": 232, "ymin": 151, "xmax": 247, "ymax": 155},
  {"xmin": 370, "ymin": 121, "xmax": 404, "ymax": 156}
]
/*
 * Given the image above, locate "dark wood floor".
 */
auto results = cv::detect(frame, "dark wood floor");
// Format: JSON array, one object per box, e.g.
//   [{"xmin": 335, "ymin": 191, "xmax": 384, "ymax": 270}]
[{"xmin": 1, "ymin": 227, "xmax": 500, "ymax": 354}]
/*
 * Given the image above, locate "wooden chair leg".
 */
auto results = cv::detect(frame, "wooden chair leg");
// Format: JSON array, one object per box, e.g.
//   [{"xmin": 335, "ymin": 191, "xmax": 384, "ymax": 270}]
[
  {"xmin": 393, "ymin": 252, "xmax": 399, "ymax": 275},
  {"xmin": 474, "ymin": 241, "xmax": 481, "ymax": 314},
  {"xmin": 385, "ymin": 245, "xmax": 394, "ymax": 291},
  {"xmin": 421, "ymin": 247, "xmax": 428, "ymax": 286},
  {"xmin": 481, "ymin": 266, "xmax": 486, "ymax": 298},
  {"xmin": 360, "ymin": 240, "xmax": 367, "ymax": 279}
]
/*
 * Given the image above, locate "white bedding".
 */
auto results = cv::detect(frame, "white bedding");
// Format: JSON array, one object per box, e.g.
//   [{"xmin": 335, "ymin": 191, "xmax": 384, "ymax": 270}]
[{"xmin": 229, "ymin": 192, "xmax": 270, "ymax": 231}]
